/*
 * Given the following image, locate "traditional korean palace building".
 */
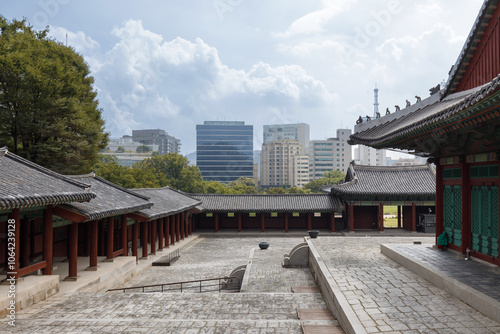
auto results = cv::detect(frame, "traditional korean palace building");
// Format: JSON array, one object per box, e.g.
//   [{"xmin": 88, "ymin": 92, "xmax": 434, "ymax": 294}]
[
  {"xmin": 324, "ymin": 163, "xmax": 436, "ymax": 231},
  {"xmin": 349, "ymin": 0, "xmax": 500, "ymax": 265},
  {"xmin": 191, "ymin": 194, "xmax": 342, "ymax": 232}
]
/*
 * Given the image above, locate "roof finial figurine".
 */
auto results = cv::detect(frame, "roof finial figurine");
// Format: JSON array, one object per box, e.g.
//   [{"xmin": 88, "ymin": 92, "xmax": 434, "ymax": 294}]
[
  {"xmin": 376, "ymin": 111, "xmax": 381, "ymax": 118},
  {"xmin": 356, "ymin": 116, "xmax": 363, "ymax": 124},
  {"xmin": 386, "ymin": 107, "xmax": 390, "ymax": 115},
  {"xmin": 395, "ymin": 105, "xmax": 400, "ymax": 112},
  {"xmin": 365, "ymin": 115, "xmax": 371, "ymax": 121},
  {"xmin": 406, "ymin": 99, "xmax": 411, "ymax": 107},
  {"xmin": 415, "ymin": 95, "xmax": 421, "ymax": 103},
  {"xmin": 429, "ymin": 83, "xmax": 441, "ymax": 96}
]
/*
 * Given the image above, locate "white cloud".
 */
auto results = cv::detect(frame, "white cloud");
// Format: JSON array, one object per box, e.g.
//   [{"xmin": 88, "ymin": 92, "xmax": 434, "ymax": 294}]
[{"xmin": 49, "ymin": 25, "xmax": 100, "ymax": 52}]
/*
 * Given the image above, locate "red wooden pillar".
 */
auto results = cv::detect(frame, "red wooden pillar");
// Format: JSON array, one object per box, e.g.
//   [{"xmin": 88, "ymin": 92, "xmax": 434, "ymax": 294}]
[
  {"xmin": 20, "ymin": 217, "xmax": 29, "ymax": 268},
  {"xmin": 284, "ymin": 212, "xmax": 289, "ymax": 233},
  {"xmin": 141, "ymin": 221, "xmax": 148, "ymax": 258},
  {"xmin": 215, "ymin": 213, "xmax": 219, "ymax": 232},
  {"xmin": 121, "ymin": 215, "xmax": 127, "ymax": 256},
  {"xmin": 188, "ymin": 214, "xmax": 192, "ymax": 235},
  {"xmin": 461, "ymin": 157, "xmax": 470, "ymax": 254},
  {"xmin": 170, "ymin": 216, "xmax": 175, "ymax": 245},
  {"xmin": 307, "ymin": 212, "xmax": 312, "ymax": 231},
  {"xmin": 106, "ymin": 217, "xmax": 114, "ymax": 260},
  {"xmin": 411, "ymin": 203, "xmax": 417, "ymax": 232},
  {"xmin": 435, "ymin": 161, "xmax": 444, "ymax": 241},
  {"xmin": 158, "ymin": 218, "xmax": 164, "ymax": 250},
  {"xmin": 180, "ymin": 212, "xmax": 185, "ymax": 240},
  {"xmin": 132, "ymin": 221, "xmax": 139, "ymax": 260},
  {"xmin": 349, "ymin": 203, "xmax": 354, "ymax": 231},
  {"xmin": 67, "ymin": 222, "xmax": 78, "ymax": 280},
  {"xmin": 43, "ymin": 206, "xmax": 53, "ymax": 275},
  {"xmin": 151, "ymin": 219, "xmax": 157, "ymax": 254},
  {"xmin": 8, "ymin": 209, "xmax": 20, "ymax": 279},
  {"xmin": 88, "ymin": 220, "xmax": 98, "ymax": 269},
  {"xmin": 238, "ymin": 213, "xmax": 242, "ymax": 232},
  {"xmin": 397, "ymin": 206, "xmax": 402, "ymax": 228},
  {"xmin": 176, "ymin": 214, "xmax": 180, "ymax": 241},
  {"xmin": 165, "ymin": 217, "xmax": 170, "ymax": 247},
  {"xmin": 261, "ymin": 212, "xmax": 265, "ymax": 232},
  {"xmin": 379, "ymin": 203, "xmax": 384, "ymax": 231},
  {"xmin": 330, "ymin": 212, "xmax": 335, "ymax": 232}
]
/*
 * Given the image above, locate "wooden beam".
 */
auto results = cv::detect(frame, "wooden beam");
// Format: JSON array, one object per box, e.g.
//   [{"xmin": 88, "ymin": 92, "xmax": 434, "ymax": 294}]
[
  {"xmin": 379, "ymin": 203, "xmax": 384, "ymax": 232},
  {"xmin": 176, "ymin": 214, "xmax": 180, "ymax": 241},
  {"xmin": 158, "ymin": 218, "xmax": 164, "ymax": 250},
  {"xmin": 349, "ymin": 203, "xmax": 354, "ymax": 231},
  {"xmin": 411, "ymin": 203, "xmax": 417, "ymax": 232},
  {"xmin": 42, "ymin": 206, "xmax": 53, "ymax": 275},
  {"xmin": 165, "ymin": 216, "xmax": 170, "ymax": 248},
  {"xmin": 106, "ymin": 217, "xmax": 114, "ymax": 260},
  {"xmin": 307, "ymin": 212, "xmax": 312, "ymax": 231},
  {"xmin": 330, "ymin": 212, "xmax": 335, "ymax": 232},
  {"xmin": 435, "ymin": 161, "xmax": 444, "ymax": 242},
  {"xmin": 141, "ymin": 221, "xmax": 148, "ymax": 258},
  {"xmin": 67, "ymin": 222, "xmax": 78, "ymax": 279},
  {"xmin": 261, "ymin": 212, "xmax": 265, "ymax": 232},
  {"xmin": 215, "ymin": 212, "xmax": 219, "ymax": 232},
  {"xmin": 132, "ymin": 221, "xmax": 139, "ymax": 260},
  {"xmin": 170, "ymin": 215, "xmax": 175, "ymax": 245},
  {"xmin": 127, "ymin": 212, "xmax": 149, "ymax": 223},
  {"xmin": 121, "ymin": 215, "xmax": 128, "ymax": 256},
  {"xmin": 284, "ymin": 212, "xmax": 289, "ymax": 233},
  {"xmin": 53, "ymin": 206, "xmax": 87, "ymax": 223},
  {"xmin": 180, "ymin": 212, "xmax": 185, "ymax": 240},
  {"xmin": 151, "ymin": 219, "xmax": 157, "ymax": 254},
  {"xmin": 89, "ymin": 220, "xmax": 98, "ymax": 268}
]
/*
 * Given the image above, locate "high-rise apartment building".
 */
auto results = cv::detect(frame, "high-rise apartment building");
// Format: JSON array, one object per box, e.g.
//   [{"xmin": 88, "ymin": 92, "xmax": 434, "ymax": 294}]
[
  {"xmin": 263, "ymin": 123, "xmax": 310, "ymax": 154},
  {"xmin": 292, "ymin": 155, "xmax": 310, "ymax": 187},
  {"xmin": 260, "ymin": 139, "xmax": 303, "ymax": 187},
  {"xmin": 130, "ymin": 129, "xmax": 181, "ymax": 155},
  {"xmin": 309, "ymin": 129, "xmax": 352, "ymax": 180},
  {"xmin": 196, "ymin": 121, "xmax": 253, "ymax": 183},
  {"xmin": 354, "ymin": 145, "xmax": 386, "ymax": 166}
]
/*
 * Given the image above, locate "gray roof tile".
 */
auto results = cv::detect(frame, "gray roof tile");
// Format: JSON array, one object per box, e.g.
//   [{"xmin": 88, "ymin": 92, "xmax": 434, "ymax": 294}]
[
  {"xmin": 190, "ymin": 193, "xmax": 341, "ymax": 212},
  {"xmin": 132, "ymin": 187, "xmax": 201, "ymax": 220},
  {"xmin": 58, "ymin": 173, "xmax": 152, "ymax": 221},
  {"xmin": 0, "ymin": 147, "xmax": 95, "ymax": 210}
]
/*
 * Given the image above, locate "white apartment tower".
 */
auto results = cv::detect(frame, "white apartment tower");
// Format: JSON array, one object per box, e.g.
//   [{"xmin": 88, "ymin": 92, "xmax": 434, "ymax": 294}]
[
  {"xmin": 263, "ymin": 123, "xmax": 310, "ymax": 154},
  {"xmin": 260, "ymin": 139, "xmax": 303, "ymax": 187},
  {"xmin": 309, "ymin": 129, "xmax": 352, "ymax": 180}
]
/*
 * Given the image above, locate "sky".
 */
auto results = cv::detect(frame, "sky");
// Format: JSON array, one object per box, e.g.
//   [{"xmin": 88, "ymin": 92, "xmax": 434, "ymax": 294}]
[{"xmin": 2, "ymin": 0, "xmax": 485, "ymax": 156}]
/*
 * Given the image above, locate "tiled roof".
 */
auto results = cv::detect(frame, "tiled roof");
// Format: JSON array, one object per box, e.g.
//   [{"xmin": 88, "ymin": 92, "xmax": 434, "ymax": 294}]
[
  {"xmin": 445, "ymin": 0, "xmax": 498, "ymax": 95},
  {"xmin": 0, "ymin": 147, "xmax": 95, "ymax": 210},
  {"xmin": 58, "ymin": 173, "xmax": 152, "ymax": 221},
  {"xmin": 132, "ymin": 187, "xmax": 201, "ymax": 220},
  {"xmin": 325, "ymin": 163, "xmax": 436, "ymax": 201},
  {"xmin": 190, "ymin": 193, "xmax": 342, "ymax": 212},
  {"xmin": 349, "ymin": 74, "xmax": 500, "ymax": 148}
]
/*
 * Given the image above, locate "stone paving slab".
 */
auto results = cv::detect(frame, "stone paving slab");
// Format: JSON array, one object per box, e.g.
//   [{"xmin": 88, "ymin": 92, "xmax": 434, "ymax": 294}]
[{"xmin": 311, "ymin": 236, "xmax": 500, "ymax": 333}]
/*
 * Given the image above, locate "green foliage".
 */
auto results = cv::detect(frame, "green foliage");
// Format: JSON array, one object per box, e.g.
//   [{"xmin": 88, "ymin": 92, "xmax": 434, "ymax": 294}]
[
  {"xmin": 228, "ymin": 177, "xmax": 258, "ymax": 194},
  {"xmin": 201, "ymin": 180, "xmax": 231, "ymax": 194},
  {"xmin": 287, "ymin": 186, "xmax": 311, "ymax": 194},
  {"xmin": 303, "ymin": 170, "xmax": 345, "ymax": 193},
  {"xmin": 0, "ymin": 18, "xmax": 108, "ymax": 174},
  {"xmin": 265, "ymin": 187, "xmax": 287, "ymax": 194},
  {"xmin": 136, "ymin": 145, "xmax": 151, "ymax": 153},
  {"xmin": 116, "ymin": 146, "xmax": 125, "ymax": 153}
]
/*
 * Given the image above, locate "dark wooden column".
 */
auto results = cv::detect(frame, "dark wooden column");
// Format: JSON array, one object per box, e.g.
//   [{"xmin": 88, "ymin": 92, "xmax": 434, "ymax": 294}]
[
  {"xmin": 132, "ymin": 221, "xmax": 139, "ymax": 260},
  {"xmin": 8, "ymin": 209, "xmax": 20, "ymax": 279},
  {"xmin": 42, "ymin": 206, "xmax": 53, "ymax": 275},
  {"xmin": 121, "ymin": 215, "xmax": 127, "ymax": 256},
  {"xmin": 158, "ymin": 218, "xmax": 164, "ymax": 250},
  {"xmin": 88, "ymin": 220, "xmax": 98, "ymax": 270},
  {"xmin": 176, "ymin": 214, "xmax": 180, "ymax": 241},
  {"xmin": 238, "ymin": 213, "xmax": 242, "ymax": 232},
  {"xmin": 261, "ymin": 212, "xmax": 265, "ymax": 232},
  {"xmin": 170, "ymin": 216, "xmax": 175, "ymax": 245},
  {"xmin": 66, "ymin": 222, "xmax": 78, "ymax": 280},
  {"xmin": 20, "ymin": 217, "xmax": 29, "ymax": 268},
  {"xmin": 379, "ymin": 203, "xmax": 384, "ymax": 231},
  {"xmin": 397, "ymin": 206, "xmax": 402, "ymax": 228},
  {"xmin": 307, "ymin": 212, "xmax": 312, "ymax": 230},
  {"xmin": 461, "ymin": 157, "xmax": 470, "ymax": 254},
  {"xmin": 349, "ymin": 203, "xmax": 354, "ymax": 231},
  {"xmin": 330, "ymin": 212, "xmax": 335, "ymax": 232},
  {"xmin": 106, "ymin": 217, "xmax": 114, "ymax": 260},
  {"xmin": 411, "ymin": 203, "xmax": 417, "ymax": 232},
  {"xmin": 215, "ymin": 212, "xmax": 219, "ymax": 232},
  {"xmin": 165, "ymin": 217, "xmax": 170, "ymax": 247},
  {"xmin": 141, "ymin": 221, "xmax": 148, "ymax": 258},
  {"xmin": 435, "ymin": 160, "xmax": 444, "ymax": 241},
  {"xmin": 188, "ymin": 214, "xmax": 192, "ymax": 235},
  {"xmin": 151, "ymin": 219, "xmax": 157, "ymax": 254},
  {"xmin": 180, "ymin": 212, "xmax": 185, "ymax": 240},
  {"xmin": 284, "ymin": 212, "xmax": 289, "ymax": 233}
]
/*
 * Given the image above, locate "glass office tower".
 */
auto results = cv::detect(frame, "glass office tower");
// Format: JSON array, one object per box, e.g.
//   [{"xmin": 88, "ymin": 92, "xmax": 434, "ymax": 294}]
[{"xmin": 196, "ymin": 121, "xmax": 254, "ymax": 183}]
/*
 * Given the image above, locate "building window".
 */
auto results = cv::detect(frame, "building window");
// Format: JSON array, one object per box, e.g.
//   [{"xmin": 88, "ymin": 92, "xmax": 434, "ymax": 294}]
[
  {"xmin": 206, "ymin": 213, "xmax": 213, "ymax": 217},
  {"xmin": 314, "ymin": 212, "xmax": 321, "ymax": 217},
  {"xmin": 271, "ymin": 212, "xmax": 278, "ymax": 217},
  {"xmin": 249, "ymin": 212, "xmax": 256, "ymax": 217},
  {"xmin": 228, "ymin": 212, "xmax": 235, "ymax": 217},
  {"xmin": 292, "ymin": 212, "xmax": 300, "ymax": 217}
]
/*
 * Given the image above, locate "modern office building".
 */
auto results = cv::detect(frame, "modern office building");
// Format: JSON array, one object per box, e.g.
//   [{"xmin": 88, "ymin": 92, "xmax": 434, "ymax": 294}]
[
  {"xmin": 292, "ymin": 155, "xmax": 310, "ymax": 187},
  {"xmin": 354, "ymin": 145, "xmax": 386, "ymax": 166},
  {"xmin": 263, "ymin": 123, "xmax": 310, "ymax": 154},
  {"xmin": 130, "ymin": 129, "xmax": 181, "ymax": 155},
  {"xmin": 260, "ymin": 139, "xmax": 303, "ymax": 187},
  {"xmin": 309, "ymin": 129, "xmax": 352, "ymax": 180},
  {"xmin": 196, "ymin": 121, "xmax": 254, "ymax": 183}
]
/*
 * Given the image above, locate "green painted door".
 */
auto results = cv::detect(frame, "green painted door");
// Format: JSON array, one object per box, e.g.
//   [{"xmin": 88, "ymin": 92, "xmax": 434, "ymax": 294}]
[
  {"xmin": 471, "ymin": 186, "xmax": 499, "ymax": 257},
  {"xmin": 443, "ymin": 185, "xmax": 462, "ymax": 247}
]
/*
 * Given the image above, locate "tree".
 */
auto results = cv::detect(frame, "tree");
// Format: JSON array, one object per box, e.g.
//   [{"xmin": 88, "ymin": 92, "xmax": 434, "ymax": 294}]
[
  {"xmin": 304, "ymin": 170, "xmax": 345, "ymax": 193},
  {"xmin": 0, "ymin": 18, "xmax": 108, "ymax": 174},
  {"xmin": 116, "ymin": 146, "xmax": 125, "ymax": 153},
  {"xmin": 136, "ymin": 145, "xmax": 151, "ymax": 153},
  {"xmin": 265, "ymin": 187, "xmax": 287, "ymax": 194},
  {"xmin": 228, "ymin": 177, "xmax": 258, "ymax": 194}
]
